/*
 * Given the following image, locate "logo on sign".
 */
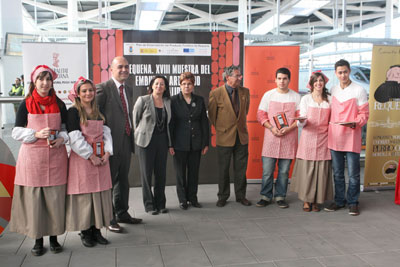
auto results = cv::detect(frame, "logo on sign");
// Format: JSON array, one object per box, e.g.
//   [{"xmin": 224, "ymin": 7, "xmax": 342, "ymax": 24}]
[{"xmin": 53, "ymin": 53, "xmax": 60, "ymax": 68}]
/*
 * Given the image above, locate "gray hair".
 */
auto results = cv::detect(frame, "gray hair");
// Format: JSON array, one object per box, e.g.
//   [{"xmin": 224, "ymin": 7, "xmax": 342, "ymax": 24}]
[{"xmin": 222, "ymin": 65, "xmax": 241, "ymax": 82}]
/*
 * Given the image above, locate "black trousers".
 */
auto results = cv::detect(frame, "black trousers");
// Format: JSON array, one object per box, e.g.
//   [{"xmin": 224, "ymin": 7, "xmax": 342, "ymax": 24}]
[
  {"xmin": 109, "ymin": 133, "xmax": 132, "ymax": 220},
  {"xmin": 137, "ymin": 133, "xmax": 168, "ymax": 212},
  {"xmin": 216, "ymin": 135, "xmax": 248, "ymax": 201},
  {"xmin": 173, "ymin": 150, "xmax": 201, "ymax": 204}
]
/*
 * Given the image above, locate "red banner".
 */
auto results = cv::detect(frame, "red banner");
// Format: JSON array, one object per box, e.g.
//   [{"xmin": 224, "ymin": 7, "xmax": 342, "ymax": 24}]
[{"xmin": 244, "ymin": 46, "xmax": 300, "ymax": 179}]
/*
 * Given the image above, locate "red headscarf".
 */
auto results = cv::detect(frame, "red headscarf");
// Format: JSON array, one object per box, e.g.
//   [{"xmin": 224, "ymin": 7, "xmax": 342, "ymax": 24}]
[
  {"xmin": 68, "ymin": 76, "xmax": 95, "ymax": 102},
  {"xmin": 26, "ymin": 65, "xmax": 60, "ymax": 114},
  {"xmin": 30, "ymin": 65, "xmax": 58, "ymax": 83},
  {"xmin": 306, "ymin": 70, "xmax": 329, "ymax": 90}
]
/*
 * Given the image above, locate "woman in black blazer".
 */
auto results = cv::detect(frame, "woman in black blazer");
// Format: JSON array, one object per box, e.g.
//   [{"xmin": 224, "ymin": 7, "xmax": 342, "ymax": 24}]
[{"xmin": 169, "ymin": 72, "xmax": 210, "ymax": 210}]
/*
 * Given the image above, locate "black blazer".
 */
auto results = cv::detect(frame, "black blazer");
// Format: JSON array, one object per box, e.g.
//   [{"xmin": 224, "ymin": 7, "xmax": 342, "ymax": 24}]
[
  {"xmin": 96, "ymin": 79, "xmax": 135, "ymax": 154},
  {"xmin": 170, "ymin": 92, "xmax": 210, "ymax": 152}
]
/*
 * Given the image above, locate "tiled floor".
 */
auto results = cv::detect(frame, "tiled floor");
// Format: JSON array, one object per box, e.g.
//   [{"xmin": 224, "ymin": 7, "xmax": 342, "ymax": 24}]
[
  {"xmin": 1, "ymin": 184, "xmax": 400, "ymax": 267},
  {"xmin": 1, "ymin": 124, "xmax": 400, "ymax": 266}
]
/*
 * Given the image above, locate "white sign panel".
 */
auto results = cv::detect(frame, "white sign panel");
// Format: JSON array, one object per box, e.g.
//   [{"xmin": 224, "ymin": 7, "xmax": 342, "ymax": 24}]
[
  {"xmin": 22, "ymin": 42, "xmax": 87, "ymax": 106},
  {"xmin": 124, "ymin": 43, "xmax": 211, "ymax": 56}
]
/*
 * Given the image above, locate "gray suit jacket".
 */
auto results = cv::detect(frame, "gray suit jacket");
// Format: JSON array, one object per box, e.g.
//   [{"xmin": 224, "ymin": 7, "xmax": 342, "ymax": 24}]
[
  {"xmin": 133, "ymin": 94, "xmax": 171, "ymax": 148},
  {"xmin": 96, "ymin": 79, "xmax": 135, "ymax": 154}
]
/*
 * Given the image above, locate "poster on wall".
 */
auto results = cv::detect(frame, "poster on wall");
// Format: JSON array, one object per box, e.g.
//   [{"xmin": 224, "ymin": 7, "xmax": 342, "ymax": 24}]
[
  {"xmin": 88, "ymin": 30, "xmax": 243, "ymax": 105},
  {"xmin": 244, "ymin": 46, "xmax": 300, "ymax": 180},
  {"xmin": 22, "ymin": 42, "xmax": 88, "ymax": 106},
  {"xmin": 364, "ymin": 45, "xmax": 400, "ymax": 190},
  {"xmin": 87, "ymin": 29, "xmax": 244, "ymax": 184}
]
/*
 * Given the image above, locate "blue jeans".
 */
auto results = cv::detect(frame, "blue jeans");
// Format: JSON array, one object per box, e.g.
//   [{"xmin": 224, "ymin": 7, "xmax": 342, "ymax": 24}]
[
  {"xmin": 330, "ymin": 150, "xmax": 360, "ymax": 207},
  {"xmin": 260, "ymin": 157, "xmax": 292, "ymax": 201}
]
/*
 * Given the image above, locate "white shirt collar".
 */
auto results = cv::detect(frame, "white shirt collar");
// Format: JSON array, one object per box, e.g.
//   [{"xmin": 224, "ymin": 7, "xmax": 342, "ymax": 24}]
[{"xmin": 112, "ymin": 77, "xmax": 124, "ymax": 89}]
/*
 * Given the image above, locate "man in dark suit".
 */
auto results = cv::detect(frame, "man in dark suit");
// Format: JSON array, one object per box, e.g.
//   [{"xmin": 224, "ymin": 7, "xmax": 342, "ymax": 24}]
[
  {"xmin": 208, "ymin": 65, "xmax": 252, "ymax": 207},
  {"xmin": 97, "ymin": 56, "xmax": 142, "ymax": 232}
]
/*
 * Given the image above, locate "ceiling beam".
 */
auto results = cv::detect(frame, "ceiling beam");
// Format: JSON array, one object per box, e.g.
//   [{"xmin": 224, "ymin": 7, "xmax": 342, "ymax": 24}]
[
  {"xmin": 323, "ymin": 4, "xmax": 386, "ymax": 12},
  {"xmin": 22, "ymin": 0, "xmax": 68, "ymax": 15},
  {"xmin": 280, "ymin": 13, "xmax": 385, "ymax": 31},
  {"xmin": 37, "ymin": 1, "xmax": 136, "ymax": 28},
  {"xmin": 313, "ymin": 10, "xmax": 333, "ymax": 26},
  {"xmin": 175, "ymin": 0, "xmax": 269, "ymax": 7},
  {"xmin": 251, "ymin": 0, "xmax": 299, "ymax": 31}
]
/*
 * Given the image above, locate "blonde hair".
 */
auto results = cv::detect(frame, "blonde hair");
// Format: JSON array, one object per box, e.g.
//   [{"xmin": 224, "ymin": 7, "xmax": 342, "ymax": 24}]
[{"xmin": 73, "ymin": 80, "xmax": 105, "ymax": 125}]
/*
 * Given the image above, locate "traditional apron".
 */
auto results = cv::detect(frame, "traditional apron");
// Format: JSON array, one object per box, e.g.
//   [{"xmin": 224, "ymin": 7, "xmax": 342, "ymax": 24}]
[
  {"xmin": 14, "ymin": 113, "xmax": 68, "ymax": 187},
  {"xmin": 328, "ymin": 96, "xmax": 367, "ymax": 153},
  {"xmin": 67, "ymin": 120, "xmax": 112, "ymax": 195},
  {"xmin": 262, "ymin": 101, "xmax": 298, "ymax": 159},
  {"xmin": 297, "ymin": 107, "xmax": 331, "ymax": 161}
]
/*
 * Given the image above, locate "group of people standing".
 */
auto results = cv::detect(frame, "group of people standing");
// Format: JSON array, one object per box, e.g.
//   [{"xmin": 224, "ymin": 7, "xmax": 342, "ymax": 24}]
[
  {"xmin": 8, "ymin": 57, "xmax": 210, "ymax": 256},
  {"xmin": 255, "ymin": 60, "xmax": 368, "ymax": 217},
  {"xmin": 8, "ymin": 56, "xmax": 368, "ymax": 257}
]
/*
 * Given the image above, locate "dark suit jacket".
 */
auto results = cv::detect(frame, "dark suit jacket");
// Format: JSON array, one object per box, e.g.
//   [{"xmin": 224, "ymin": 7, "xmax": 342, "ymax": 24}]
[
  {"xmin": 96, "ymin": 79, "xmax": 135, "ymax": 153},
  {"xmin": 208, "ymin": 84, "xmax": 250, "ymax": 147},
  {"xmin": 170, "ymin": 92, "xmax": 210, "ymax": 151}
]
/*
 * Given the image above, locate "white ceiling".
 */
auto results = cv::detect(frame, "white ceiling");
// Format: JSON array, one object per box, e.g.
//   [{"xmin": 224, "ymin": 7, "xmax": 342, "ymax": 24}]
[{"xmin": 21, "ymin": 0, "xmax": 400, "ymax": 48}]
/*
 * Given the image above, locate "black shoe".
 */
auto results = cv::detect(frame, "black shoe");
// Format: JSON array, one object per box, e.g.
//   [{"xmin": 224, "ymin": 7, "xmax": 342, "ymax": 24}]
[
  {"xmin": 116, "ymin": 213, "xmax": 143, "ymax": 224},
  {"xmin": 80, "ymin": 229, "xmax": 95, "ymax": 247},
  {"xmin": 277, "ymin": 200, "xmax": 289, "ymax": 209},
  {"xmin": 108, "ymin": 223, "xmax": 122, "ymax": 233},
  {"xmin": 349, "ymin": 205, "xmax": 360, "ymax": 216},
  {"xmin": 31, "ymin": 238, "xmax": 44, "ymax": 256},
  {"xmin": 236, "ymin": 198, "xmax": 252, "ymax": 206},
  {"xmin": 324, "ymin": 202, "xmax": 345, "ymax": 212},
  {"xmin": 191, "ymin": 201, "xmax": 202, "ymax": 208},
  {"xmin": 180, "ymin": 203, "xmax": 188, "ymax": 210},
  {"xmin": 49, "ymin": 236, "xmax": 62, "ymax": 253},
  {"xmin": 148, "ymin": 210, "xmax": 159, "ymax": 215},
  {"xmin": 216, "ymin": 199, "xmax": 227, "ymax": 207},
  {"xmin": 256, "ymin": 199, "xmax": 271, "ymax": 207},
  {"xmin": 92, "ymin": 228, "xmax": 109, "ymax": 245},
  {"xmin": 160, "ymin": 208, "xmax": 169, "ymax": 214}
]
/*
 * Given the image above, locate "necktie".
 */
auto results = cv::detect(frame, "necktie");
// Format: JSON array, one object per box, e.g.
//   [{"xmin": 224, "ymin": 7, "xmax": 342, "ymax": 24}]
[
  {"xmin": 231, "ymin": 88, "xmax": 239, "ymax": 116},
  {"xmin": 119, "ymin": 85, "xmax": 131, "ymax": 136}
]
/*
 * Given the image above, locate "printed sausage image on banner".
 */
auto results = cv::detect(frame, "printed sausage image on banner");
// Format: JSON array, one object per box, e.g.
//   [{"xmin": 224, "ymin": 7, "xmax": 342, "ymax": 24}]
[
  {"xmin": 374, "ymin": 65, "xmax": 400, "ymax": 103},
  {"xmin": 0, "ymin": 139, "xmax": 16, "ymax": 236},
  {"xmin": 364, "ymin": 45, "xmax": 400, "ymax": 191}
]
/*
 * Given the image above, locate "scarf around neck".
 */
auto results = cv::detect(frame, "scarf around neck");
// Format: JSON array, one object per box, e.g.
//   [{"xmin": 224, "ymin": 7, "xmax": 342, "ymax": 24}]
[{"xmin": 26, "ymin": 89, "xmax": 60, "ymax": 114}]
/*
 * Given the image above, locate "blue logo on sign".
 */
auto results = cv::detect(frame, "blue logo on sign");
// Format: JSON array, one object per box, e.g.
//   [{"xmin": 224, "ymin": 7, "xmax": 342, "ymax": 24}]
[{"xmin": 183, "ymin": 48, "xmax": 195, "ymax": 53}]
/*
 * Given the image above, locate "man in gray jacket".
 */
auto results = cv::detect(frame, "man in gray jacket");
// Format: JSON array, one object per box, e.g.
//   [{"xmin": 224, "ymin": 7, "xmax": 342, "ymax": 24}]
[{"xmin": 97, "ymin": 56, "xmax": 142, "ymax": 232}]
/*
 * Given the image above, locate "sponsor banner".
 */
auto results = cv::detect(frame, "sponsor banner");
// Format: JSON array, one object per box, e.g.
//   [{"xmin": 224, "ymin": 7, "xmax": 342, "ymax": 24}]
[
  {"xmin": 22, "ymin": 42, "xmax": 87, "ymax": 106},
  {"xmin": 124, "ymin": 43, "xmax": 211, "ymax": 56},
  {"xmin": 88, "ymin": 30, "xmax": 243, "ymax": 184},
  {"xmin": 244, "ymin": 46, "xmax": 300, "ymax": 179},
  {"xmin": 364, "ymin": 45, "xmax": 400, "ymax": 190},
  {"xmin": 88, "ymin": 30, "xmax": 243, "ymax": 103}
]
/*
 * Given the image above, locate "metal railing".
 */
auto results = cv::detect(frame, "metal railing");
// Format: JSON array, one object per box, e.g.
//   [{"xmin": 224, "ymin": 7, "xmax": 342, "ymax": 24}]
[
  {"xmin": 0, "ymin": 96, "xmax": 24, "ymax": 103},
  {"xmin": 0, "ymin": 96, "xmax": 24, "ymax": 128}
]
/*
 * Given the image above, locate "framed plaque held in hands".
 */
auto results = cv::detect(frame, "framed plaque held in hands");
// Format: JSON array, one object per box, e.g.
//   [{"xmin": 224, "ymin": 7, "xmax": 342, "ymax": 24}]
[
  {"xmin": 273, "ymin": 113, "xmax": 289, "ymax": 130},
  {"xmin": 92, "ymin": 141, "xmax": 104, "ymax": 157}
]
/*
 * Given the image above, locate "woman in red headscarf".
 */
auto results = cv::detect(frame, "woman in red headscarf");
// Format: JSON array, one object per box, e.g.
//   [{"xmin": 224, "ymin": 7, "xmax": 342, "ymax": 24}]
[
  {"xmin": 9, "ymin": 65, "xmax": 68, "ymax": 256},
  {"xmin": 291, "ymin": 71, "xmax": 333, "ymax": 212},
  {"xmin": 65, "ymin": 77, "xmax": 113, "ymax": 247}
]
